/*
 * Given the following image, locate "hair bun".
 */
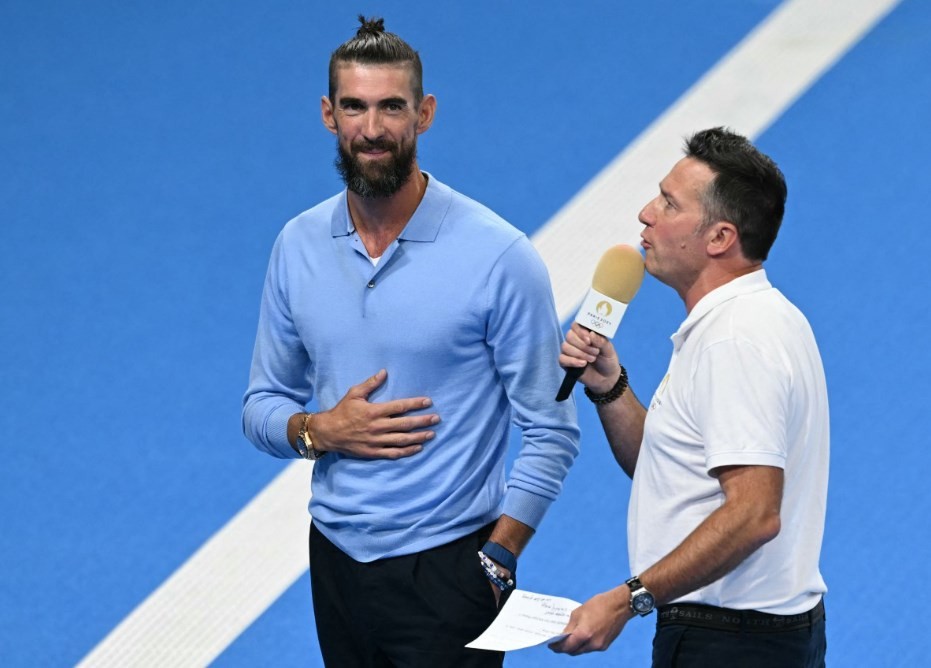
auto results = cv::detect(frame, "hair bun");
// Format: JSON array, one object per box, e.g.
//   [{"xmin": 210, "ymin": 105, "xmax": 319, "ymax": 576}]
[{"xmin": 356, "ymin": 15, "xmax": 385, "ymax": 37}]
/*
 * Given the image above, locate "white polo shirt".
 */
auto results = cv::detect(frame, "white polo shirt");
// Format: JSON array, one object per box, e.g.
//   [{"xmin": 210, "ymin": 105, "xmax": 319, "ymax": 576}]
[{"xmin": 629, "ymin": 269, "xmax": 829, "ymax": 615}]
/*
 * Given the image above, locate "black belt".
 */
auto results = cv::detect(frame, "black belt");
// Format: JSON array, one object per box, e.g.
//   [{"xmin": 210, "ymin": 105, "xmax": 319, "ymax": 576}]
[{"xmin": 656, "ymin": 599, "xmax": 824, "ymax": 633}]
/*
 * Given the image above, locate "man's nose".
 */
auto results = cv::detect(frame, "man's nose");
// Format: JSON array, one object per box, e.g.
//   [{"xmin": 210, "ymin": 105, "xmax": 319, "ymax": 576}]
[
  {"xmin": 638, "ymin": 200, "xmax": 656, "ymax": 226},
  {"xmin": 362, "ymin": 110, "xmax": 384, "ymax": 140}
]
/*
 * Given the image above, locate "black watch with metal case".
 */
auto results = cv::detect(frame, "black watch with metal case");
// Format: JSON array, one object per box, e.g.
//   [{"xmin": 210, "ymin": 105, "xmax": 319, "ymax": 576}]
[{"xmin": 625, "ymin": 576, "xmax": 655, "ymax": 617}]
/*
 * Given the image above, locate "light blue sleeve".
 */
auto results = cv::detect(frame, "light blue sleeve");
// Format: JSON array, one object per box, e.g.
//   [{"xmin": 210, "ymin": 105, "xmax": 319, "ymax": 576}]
[
  {"xmin": 241, "ymin": 233, "xmax": 313, "ymax": 459},
  {"xmin": 485, "ymin": 236, "xmax": 581, "ymax": 529}
]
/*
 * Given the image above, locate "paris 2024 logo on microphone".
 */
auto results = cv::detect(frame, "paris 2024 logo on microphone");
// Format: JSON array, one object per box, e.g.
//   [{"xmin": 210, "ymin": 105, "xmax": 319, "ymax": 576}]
[
  {"xmin": 583, "ymin": 300, "xmax": 615, "ymax": 332},
  {"xmin": 576, "ymin": 290, "xmax": 626, "ymax": 338}
]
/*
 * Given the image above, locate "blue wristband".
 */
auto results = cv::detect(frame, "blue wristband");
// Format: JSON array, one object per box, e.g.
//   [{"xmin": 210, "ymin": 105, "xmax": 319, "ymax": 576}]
[{"xmin": 481, "ymin": 540, "xmax": 517, "ymax": 573}]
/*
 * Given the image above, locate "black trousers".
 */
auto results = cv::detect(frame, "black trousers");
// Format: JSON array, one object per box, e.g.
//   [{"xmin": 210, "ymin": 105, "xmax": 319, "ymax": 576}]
[
  {"xmin": 652, "ymin": 600, "xmax": 827, "ymax": 667},
  {"xmin": 308, "ymin": 522, "xmax": 506, "ymax": 668}
]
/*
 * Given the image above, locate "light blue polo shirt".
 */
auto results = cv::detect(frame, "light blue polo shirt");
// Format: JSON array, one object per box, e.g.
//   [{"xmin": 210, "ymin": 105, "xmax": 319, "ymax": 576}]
[{"xmin": 243, "ymin": 174, "xmax": 580, "ymax": 561}]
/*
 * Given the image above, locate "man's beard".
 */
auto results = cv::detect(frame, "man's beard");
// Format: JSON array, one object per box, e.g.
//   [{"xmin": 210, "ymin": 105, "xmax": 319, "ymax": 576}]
[{"xmin": 335, "ymin": 137, "xmax": 417, "ymax": 198}]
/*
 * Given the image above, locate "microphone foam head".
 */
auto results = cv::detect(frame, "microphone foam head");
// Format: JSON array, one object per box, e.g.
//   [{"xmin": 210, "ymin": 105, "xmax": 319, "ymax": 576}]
[{"xmin": 592, "ymin": 244, "xmax": 645, "ymax": 304}]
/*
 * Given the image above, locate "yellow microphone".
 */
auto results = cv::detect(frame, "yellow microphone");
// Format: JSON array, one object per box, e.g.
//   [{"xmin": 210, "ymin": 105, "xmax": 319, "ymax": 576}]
[{"xmin": 556, "ymin": 245, "xmax": 645, "ymax": 401}]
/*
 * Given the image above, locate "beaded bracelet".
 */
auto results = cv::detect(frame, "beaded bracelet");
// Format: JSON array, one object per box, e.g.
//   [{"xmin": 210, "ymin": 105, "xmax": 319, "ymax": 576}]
[
  {"xmin": 584, "ymin": 366, "xmax": 629, "ymax": 405},
  {"xmin": 478, "ymin": 551, "xmax": 515, "ymax": 591}
]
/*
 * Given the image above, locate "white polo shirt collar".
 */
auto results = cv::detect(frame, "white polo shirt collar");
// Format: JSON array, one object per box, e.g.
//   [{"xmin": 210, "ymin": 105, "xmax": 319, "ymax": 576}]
[{"xmin": 672, "ymin": 269, "xmax": 772, "ymax": 350}]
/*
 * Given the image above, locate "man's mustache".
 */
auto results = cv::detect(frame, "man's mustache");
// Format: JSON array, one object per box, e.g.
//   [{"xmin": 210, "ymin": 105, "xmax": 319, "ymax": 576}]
[{"xmin": 352, "ymin": 139, "xmax": 397, "ymax": 153}]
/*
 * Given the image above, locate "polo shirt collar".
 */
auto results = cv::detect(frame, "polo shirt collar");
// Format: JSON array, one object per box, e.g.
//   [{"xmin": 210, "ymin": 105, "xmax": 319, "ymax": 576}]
[
  {"xmin": 329, "ymin": 171, "xmax": 450, "ymax": 242},
  {"xmin": 672, "ymin": 269, "xmax": 771, "ymax": 345}
]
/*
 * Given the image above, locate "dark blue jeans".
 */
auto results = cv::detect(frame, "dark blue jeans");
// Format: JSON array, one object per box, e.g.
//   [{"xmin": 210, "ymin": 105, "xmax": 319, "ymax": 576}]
[{"xmin": 652, "ymin": 604, "xmax": 826, "ymax": 667}]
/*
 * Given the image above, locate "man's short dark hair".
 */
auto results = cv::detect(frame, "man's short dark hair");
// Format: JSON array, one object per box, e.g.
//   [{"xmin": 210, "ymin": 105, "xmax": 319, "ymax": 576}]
[
  {"xmin": 328, "ymin": 16, "xmax": 423, "ymax": 104},
  {"xmin": 685, "ymin": 127, "xmax": 787, "ymax": 261}
]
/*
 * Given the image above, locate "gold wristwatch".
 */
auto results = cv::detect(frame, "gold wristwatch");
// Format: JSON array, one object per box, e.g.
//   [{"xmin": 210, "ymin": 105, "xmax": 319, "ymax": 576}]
[{"xmin": 296, "ymin": 413, "xmax": 326, "ymax": 460}]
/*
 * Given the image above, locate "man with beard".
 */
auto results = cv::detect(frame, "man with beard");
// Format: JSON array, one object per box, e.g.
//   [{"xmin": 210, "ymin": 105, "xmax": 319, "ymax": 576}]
[{"xmin": 242, "ymin": 16, "xmax": 579, "ymax": 667}]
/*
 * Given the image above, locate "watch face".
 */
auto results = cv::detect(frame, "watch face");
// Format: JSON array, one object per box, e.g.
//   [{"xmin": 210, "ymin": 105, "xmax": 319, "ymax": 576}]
[
  {"xmin": 295, "ymin": 438, "xmax": 308, "ymax": 458},
  {"xmin": 633, "ymin": 591, "xmax": 655, "ymax": 614}
]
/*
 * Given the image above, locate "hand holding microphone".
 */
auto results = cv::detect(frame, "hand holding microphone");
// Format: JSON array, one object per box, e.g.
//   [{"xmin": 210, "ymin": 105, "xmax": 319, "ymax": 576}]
[{"xmin": 556, "ymin": 245, "xmax": 645, "ymax": 401}]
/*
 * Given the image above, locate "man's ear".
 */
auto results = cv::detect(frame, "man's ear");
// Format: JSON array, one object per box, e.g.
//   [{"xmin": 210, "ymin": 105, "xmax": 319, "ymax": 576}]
[
  {"xmin": 706, "ymin": 221, "xmax": 740, "ymax": 257},
  {"xmin": 416, "ymin": 94, "xmax": 436, "ymax": 135},
  {"xmin": 321, "ymin": 96, "xmax": 338, "ymax": 135}
]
